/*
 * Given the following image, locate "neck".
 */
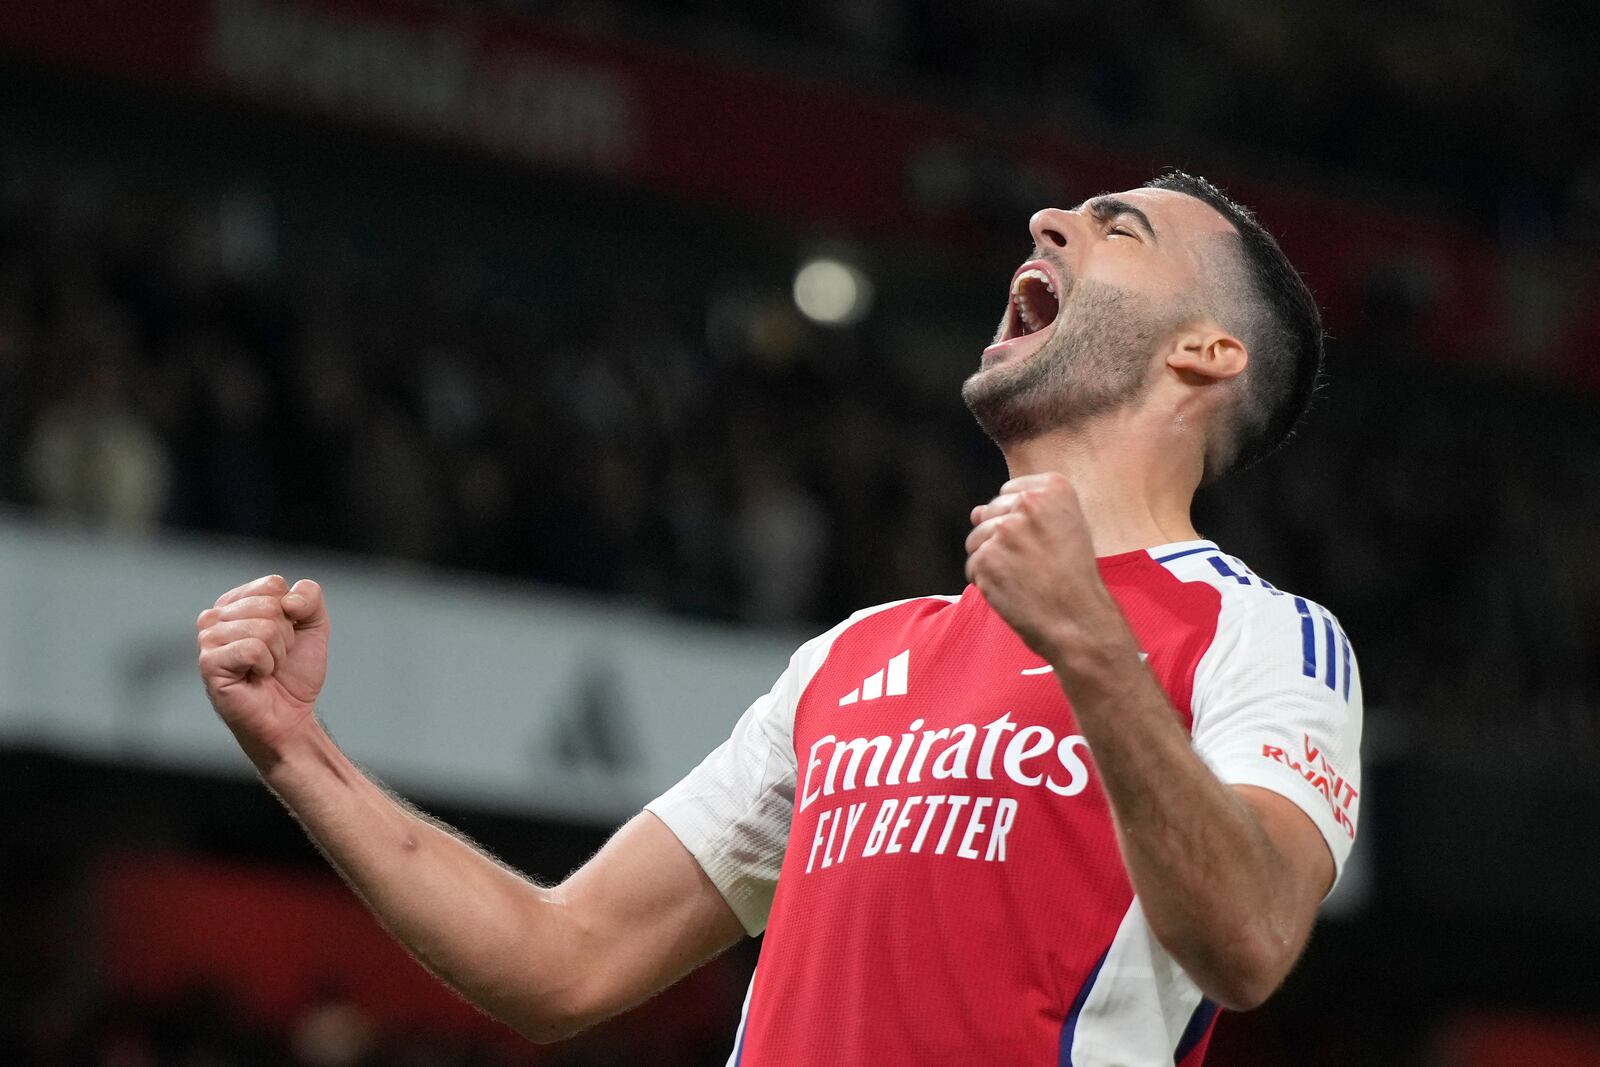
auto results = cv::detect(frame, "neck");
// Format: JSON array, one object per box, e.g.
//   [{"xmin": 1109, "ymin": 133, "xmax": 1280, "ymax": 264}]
[{"xmin": 1000, "ymin": 410, "xmax": 1204, "ymax": 558}]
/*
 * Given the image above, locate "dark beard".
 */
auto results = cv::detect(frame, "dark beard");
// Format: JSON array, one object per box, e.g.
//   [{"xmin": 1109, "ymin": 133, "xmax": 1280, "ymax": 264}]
[{"xmin": 962, "ymin": 278, "xmax": 1165, "ymax": 446}]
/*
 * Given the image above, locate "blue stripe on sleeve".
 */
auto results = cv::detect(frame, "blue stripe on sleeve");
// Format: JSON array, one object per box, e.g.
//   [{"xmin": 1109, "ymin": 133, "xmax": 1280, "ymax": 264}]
[
  {"xmin": 1321, "ymin": 616, "xmax": 1338, "ymax": 692},
  {"xmin": 1293, "ymin": 598, "xmax": 1317, "ymax": 679}
]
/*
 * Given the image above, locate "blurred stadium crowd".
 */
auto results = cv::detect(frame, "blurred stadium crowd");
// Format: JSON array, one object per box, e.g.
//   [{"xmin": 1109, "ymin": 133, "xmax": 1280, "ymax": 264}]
[
  {"xmin": 3, "ymin": 0, "xmax": 1600, "ymax": 1063},
  {"xmin": 3, "ymin": 138, "xmax": 1597, "ymax": 768}
]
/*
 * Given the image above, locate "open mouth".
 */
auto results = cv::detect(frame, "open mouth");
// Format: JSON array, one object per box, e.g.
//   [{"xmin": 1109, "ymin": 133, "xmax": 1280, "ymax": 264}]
[
  {"xmin": 1005, "ymin": 264, "xmax": 1060, "ymax": 339},
  {"xmin": 990, "ymin": 261, "xmax": 1062, "ymax": 356}
]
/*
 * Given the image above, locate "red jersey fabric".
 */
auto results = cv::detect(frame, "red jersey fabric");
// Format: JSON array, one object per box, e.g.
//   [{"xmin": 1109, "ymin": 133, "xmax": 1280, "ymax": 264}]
[{"xmin": 649, "ymin": 541, "xmax": 1363, "ymax": 1066}]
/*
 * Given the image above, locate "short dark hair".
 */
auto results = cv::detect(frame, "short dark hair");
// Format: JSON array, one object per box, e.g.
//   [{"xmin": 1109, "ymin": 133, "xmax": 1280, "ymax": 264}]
[{"xmin": 1143, "ymin": 170, "xmax": 1324, "ymax": 480}]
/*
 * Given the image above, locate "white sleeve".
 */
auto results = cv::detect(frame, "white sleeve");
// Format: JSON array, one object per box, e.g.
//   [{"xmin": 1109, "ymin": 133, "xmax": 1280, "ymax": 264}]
[
  {"xmin": 646, "ymin": 602, "xmax": 916, "ymax": 934},
  {"xmin": 1189, "ymin": 589, "xmax": 1364, "ymax": 886}
]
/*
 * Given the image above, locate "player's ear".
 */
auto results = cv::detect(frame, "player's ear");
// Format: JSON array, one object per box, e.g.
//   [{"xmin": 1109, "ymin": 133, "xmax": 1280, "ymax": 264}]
[{"xmin": 1167, "ymin": 326, "xmax": 1247, "ymax": 383}]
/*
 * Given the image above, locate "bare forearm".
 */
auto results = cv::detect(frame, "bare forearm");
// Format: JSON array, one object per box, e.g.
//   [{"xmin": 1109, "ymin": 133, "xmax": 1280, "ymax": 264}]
[
  {"xmin": 196, "ymin": 577, "xmax": 742, "ymax": 1042},
  {"xmin": 1049, "ymin": 612, "xmax": 1299, "ymax": 1008},
  {"xmin": 251, "ymin": 718, "xmax": 583, "ymax": 1039},
  {"xmin": 962, "ymin": 477, "xmax": 1328, "ymax": 1008}
]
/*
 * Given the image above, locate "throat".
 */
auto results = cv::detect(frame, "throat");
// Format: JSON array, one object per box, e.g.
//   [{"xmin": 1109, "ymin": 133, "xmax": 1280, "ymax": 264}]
[{"xmin": 1000, "ymin": 431, "xmax": 1202, "ymax": 558}]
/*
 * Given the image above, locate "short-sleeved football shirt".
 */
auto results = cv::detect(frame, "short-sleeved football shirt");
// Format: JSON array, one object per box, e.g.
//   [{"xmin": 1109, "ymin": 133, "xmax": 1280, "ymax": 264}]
[{"xmin": 648, "ymin": 540, "xmax": 1363, "ymax": 1066}]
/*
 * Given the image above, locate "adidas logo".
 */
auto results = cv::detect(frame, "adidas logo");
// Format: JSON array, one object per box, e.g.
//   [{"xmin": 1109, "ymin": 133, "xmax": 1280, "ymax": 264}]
[{"xmin": 839, "ymin": 650, "xmax": 910, "ymax": 706}]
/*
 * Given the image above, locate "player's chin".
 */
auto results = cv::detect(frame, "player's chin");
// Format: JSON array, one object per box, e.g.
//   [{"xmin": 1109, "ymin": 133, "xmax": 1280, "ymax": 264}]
[{"xmin": 981, "ymin": 321, "xmax": 1056, "ymax": 369}]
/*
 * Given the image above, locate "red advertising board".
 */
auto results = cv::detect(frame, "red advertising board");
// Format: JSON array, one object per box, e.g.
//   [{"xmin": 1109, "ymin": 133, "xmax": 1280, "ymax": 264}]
[{"xmin": 95, "ymin": 852, "xmax": 738, "ymax": 1056}]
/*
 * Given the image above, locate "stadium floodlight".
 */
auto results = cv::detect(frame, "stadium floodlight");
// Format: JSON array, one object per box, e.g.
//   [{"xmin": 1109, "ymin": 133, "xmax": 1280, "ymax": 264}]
[{"xmin": 792, "ymin": 257, "xmax": 873, "ymax": 326}]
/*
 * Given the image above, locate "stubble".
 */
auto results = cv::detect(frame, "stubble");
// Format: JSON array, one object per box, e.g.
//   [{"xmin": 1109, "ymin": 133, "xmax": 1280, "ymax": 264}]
[{"xmin": 962, "ymin": 279, "xmax": 1169, "ymax": 446}]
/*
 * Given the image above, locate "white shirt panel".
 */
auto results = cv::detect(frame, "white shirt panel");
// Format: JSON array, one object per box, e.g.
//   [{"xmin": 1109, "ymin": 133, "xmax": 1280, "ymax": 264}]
[
  {"xmin": 646, "ymin": 597, "xmax": 951, "ymax": 934},
  {"xmin": 1070, "ymin": 898, "xmax": 1207, "ymax": 1066},
  {"xmin": 1174, "ymin": 552, "xmax": 1364, "ymax": 883}
]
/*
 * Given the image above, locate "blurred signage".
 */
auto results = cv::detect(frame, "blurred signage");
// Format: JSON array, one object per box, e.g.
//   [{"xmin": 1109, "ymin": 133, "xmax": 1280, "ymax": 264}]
[
  {"xmin": 206, "ymin": 0, "xmax": 641, "ymax": 173},
  {"xmin": 0, "ymin": 517, "xmax": 798, "ymax": 823},
  {"xmin": 0, "ymin": 0, "xmax": 1505, "ymax": 353}
]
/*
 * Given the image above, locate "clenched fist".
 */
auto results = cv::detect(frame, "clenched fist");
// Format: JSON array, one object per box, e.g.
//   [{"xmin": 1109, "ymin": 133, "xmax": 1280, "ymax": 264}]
[
  {"xmin": 965, "ymin": 473, "xmax": 1123, "ymax": 663},
  {"xmin": 197, "ymin": 574, "xmax": 330, "ymax": 767}
]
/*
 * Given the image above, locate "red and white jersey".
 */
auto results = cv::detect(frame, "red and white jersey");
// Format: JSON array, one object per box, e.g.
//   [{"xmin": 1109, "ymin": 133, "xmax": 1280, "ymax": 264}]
[{"xmin": 648, "ymin": 539, "xmax": 1362, "ymax": 1066}]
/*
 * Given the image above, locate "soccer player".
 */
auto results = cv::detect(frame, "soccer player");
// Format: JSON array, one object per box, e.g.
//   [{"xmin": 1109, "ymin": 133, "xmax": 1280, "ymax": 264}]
[{"xmin": 196, "ymin": 171, "xmax": 1360, "ymax": 1065}]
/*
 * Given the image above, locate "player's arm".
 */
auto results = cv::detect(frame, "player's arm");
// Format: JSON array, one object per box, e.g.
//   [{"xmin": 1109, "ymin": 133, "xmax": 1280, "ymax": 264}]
[
  {"xmin": 196, "ymin": 576, "xmax": 745, "ymax": 1042},
  {"xmin": 1036, "ymin": 649, "xmax": 1329, "ymax": 1011},
  {"xmin": 966, "ymin": 476, "xmax": 1345, "ymax": 1011}
]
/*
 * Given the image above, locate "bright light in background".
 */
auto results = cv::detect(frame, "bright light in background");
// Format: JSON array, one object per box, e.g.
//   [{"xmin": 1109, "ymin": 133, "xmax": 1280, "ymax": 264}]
[{"xmin": 792, "ymin": 257, "xmax": 873, "ymax": 326}]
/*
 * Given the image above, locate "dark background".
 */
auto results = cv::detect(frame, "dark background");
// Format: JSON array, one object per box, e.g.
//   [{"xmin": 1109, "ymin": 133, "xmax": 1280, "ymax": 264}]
[{"xmin": 1, "ymin": 1, "xmax": 1598, "ymax": 1063}]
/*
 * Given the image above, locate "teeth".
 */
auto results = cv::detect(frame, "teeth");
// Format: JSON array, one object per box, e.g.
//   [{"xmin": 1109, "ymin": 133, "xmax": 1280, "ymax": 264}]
[
  {"xmin": 1011, "ymin": 268, "xmax": 1055, "ymax": 296},
  {"xmin": 1014, "ymin": 291, "xmax": 1041, "ymax": 332},
  {"xmin": 1010, "ymin": 267, "xmax": 1055, "ymax": 335}
]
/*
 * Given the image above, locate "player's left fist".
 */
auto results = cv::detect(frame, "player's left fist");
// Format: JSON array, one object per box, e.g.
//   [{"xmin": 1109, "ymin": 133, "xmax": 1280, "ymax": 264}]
[{"xmin": 965, "ymin": 473, "xmax": 1114, "ymax": 660}]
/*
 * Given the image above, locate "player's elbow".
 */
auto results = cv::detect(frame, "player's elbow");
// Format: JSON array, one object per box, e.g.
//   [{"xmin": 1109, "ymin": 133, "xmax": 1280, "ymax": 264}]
[
  {"xmin": 506, "ymin": 987, "xmax": 603, "ymax": 1045},
  {"xmin": 1203, "ymin": 935, "xmax": 1294, "ymax": 1012},
  {"xmin": 513, "ymin": 1013, "xmax": 581, "ymax": 1045},
  {"xmin": 1208, "ymin": 970, "xmax": 1278, "ymax": 1013},
  {"xmin": 505, "ymin": 942, "xmax": 622, "ymax": 1043}
]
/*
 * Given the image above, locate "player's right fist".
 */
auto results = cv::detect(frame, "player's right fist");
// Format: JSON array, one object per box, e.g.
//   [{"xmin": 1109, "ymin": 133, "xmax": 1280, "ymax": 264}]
[{"xmin": 196, "ymin": 575, "xmax": 331, "ymax": 765}]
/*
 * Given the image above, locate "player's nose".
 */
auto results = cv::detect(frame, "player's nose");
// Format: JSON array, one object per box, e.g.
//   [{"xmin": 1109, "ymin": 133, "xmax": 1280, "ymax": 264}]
[{"xmin": 1028, "ymin": 207, "xmax": 1079, "ymax": 251}]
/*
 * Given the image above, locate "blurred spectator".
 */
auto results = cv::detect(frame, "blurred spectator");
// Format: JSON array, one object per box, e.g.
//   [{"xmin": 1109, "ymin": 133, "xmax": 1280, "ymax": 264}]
[
  {"xmin": 24, "ymin": 356, "xmax": 171, "ymax": 535},
  {"xmin": 163, "ymin": 331, "xmax": 276, "ymax": 539},
  {"xmin": 290, "ymin": 998, "xmax": 377, "ymax": 1067},
  {"xmin": 731, "ymin": 451, "xmax": 828, "ymax": 624},
  {"xmin": 345, "ymin": 400, "xmax": 439, "ymax": 562},
  {"xmin": 274, "ymin": 322, "xmax": 364, "ymax": 550}
]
